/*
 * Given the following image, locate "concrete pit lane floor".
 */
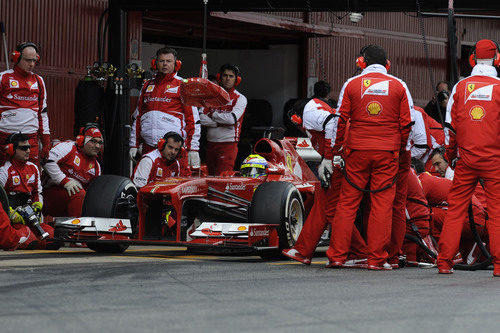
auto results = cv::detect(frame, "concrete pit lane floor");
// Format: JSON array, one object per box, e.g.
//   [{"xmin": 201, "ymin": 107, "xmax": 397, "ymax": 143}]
[{"xmin": 1, "ymin": 246, "xmax": 500, "ymax": 333}]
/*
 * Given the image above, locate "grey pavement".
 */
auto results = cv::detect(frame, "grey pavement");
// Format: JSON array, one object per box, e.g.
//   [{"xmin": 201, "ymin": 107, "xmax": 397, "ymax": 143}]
[{"xmin": 0, "ymin": 246, "xmax": 499, "ymax": 333}]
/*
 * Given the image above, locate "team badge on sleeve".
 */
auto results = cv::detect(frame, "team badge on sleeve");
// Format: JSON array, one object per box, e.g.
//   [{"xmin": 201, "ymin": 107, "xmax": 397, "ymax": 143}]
[
  {"xmin": 361, "ymin": 78, "xmax": 390, "ymax": 97},
  {"xmin": 156, "ymin": 168, "xmax": 163, "ymax": 177},
  {"xmin": 12, "ymin": 175, "xmax": 20, "ymax": 185},
  {"xmin": 470, "ymin": 105, "xmax": 485, "ymax": 121},
  {"xmin": 465, "ymin": 82, "xmax": 495, "ymax": 102},
  {"xmin": 9, "ymin": 79, "xmax": 19, "ymax": 88}
]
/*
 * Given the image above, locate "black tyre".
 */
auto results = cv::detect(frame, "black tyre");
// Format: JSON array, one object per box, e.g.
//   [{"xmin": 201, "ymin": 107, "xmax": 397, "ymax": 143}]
[
  {"xmin": 249, "ymin": 182, "xmax": 305, "ymax": 259},
  {"xmin": 82, "ymin": 175, "xmax": 138, "ymax": 253}
]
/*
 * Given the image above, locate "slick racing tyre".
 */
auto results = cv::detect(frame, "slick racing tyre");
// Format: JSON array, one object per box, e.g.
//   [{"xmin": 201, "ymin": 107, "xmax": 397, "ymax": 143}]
[
  {"xmin": 82, "ymin": 175, "xmax": 138, "ymax": 253},
  {"xmin": 249, "ymin": 182, "xmax": 305, "ymax": 260}
]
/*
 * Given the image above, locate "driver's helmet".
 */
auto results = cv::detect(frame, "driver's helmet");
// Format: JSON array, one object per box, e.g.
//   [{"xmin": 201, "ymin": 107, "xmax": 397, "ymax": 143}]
[{"xmin": 240, "ymin": 154, "xmax": 268, "ymax": 178}]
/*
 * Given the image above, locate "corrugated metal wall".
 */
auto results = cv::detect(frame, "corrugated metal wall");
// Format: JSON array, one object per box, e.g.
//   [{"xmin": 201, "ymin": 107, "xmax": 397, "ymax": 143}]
[
  {"xmin": 303, "ymin": 12, "xmax": 500, "ymax": 107},
  {"xmin": 0, "ymin": 0, "xmax": 108, "ymax": 139},
  {"xmin": 1, "ymin": 2, "xmax": 498, "ymax": 137}
]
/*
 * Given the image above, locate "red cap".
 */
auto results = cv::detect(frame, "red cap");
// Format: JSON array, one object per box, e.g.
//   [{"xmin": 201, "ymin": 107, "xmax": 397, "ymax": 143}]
[
  {"xmin": 475, "ymin": 39, "xmax": 497, "ymax": 59},
  {"xmin": 83, "ymin": 127, "xmax": 102, "ymax": 145}
]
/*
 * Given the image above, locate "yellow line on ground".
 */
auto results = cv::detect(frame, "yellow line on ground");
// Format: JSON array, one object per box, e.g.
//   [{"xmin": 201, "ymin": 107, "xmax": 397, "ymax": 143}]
[{"xmin": 269, "ymin": 260, "xmax": 328, "ymax": 266}]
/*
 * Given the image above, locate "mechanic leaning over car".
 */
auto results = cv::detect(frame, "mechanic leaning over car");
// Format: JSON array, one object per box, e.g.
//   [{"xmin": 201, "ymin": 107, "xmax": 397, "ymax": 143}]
[
  {"xmin": 282, "ymin": 81, "xmax": 369, "ymax": 265},
  {"xmin": 0, "ymin": 42, "xmax": 51, "ymax": 166},
  {"xmin": 129, "ymin": 47, "xmax": 201, "ymax": 169},
  {"xmin": 42, "ymin": 124, "xmax": 102, "ymax": 217},
  {"xmin": 325, "ymin": 44, "xmax": 413, "ymax": 270},
  {"xmin": 132, "ymin": 131, "xmax": 190, "ymax": 188},
  {"xmin": 437, "ymin": 39, "xmax": 500, "ymax": 276},
  {"xmin": 199, "ymin": 64, "xmax": 247, "ymax": 176}
]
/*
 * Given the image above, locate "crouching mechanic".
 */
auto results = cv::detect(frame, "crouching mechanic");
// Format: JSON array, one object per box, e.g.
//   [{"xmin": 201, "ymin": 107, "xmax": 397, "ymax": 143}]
[
  {"xmin": 0, "ymin": 133, "xmax": 53, "ymax": 248},
  {"xmin": 132, "ymin": 131, "xmax": 190, "ymax": 188},
  {"xmin": 42, "ymin": 125, "xmax": 102, "ymax": 217}
]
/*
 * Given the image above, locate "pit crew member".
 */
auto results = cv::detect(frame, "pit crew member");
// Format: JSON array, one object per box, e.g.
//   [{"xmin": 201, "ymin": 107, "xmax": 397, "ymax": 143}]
[
  {"xmin": 130, "ymin": 47, "xmax": 201, "ymax": 168},
  {"xmin": 0, "ymin": 42, "xmax": 50, "ymax": 165},
  {"xmin": 42, "ymin": 124, "xmax": 102, "ymax": 217},
  {"xmin": 199, "ymin": 64, "xmax": 247, "ymax": 175},
  {"xmin": 326, "ymin": 44, "xmax": 413, "ymax": 270},
  {"xmin": 437, "ymin": 39, "xmax": 500, "ymax": 275},
  {"xmin": 132, "ymin": 131, "xmax": 190, "ymax": 188}
]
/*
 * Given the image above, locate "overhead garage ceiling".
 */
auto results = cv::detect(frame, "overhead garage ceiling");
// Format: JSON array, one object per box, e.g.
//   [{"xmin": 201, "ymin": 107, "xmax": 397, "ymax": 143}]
[{"xmin": 116, "ymin": 0, "xmax": 499, "ymax": 13}]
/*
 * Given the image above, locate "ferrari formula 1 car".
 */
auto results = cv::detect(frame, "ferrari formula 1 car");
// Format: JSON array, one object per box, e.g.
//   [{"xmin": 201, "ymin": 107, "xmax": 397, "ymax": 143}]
[{"xmin": 54, "ymin": 136, "xmax": 322, "ymax": 259}]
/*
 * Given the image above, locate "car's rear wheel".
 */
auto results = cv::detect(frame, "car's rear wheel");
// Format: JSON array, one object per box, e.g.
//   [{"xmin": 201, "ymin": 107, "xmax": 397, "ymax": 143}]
[
  {"xmin": 249, "ymin": 181, "xmax": 305, "ymax": 260},
  {"xmin": 82, "ymin": 175, "xmax": 137, "ymax": 254}
]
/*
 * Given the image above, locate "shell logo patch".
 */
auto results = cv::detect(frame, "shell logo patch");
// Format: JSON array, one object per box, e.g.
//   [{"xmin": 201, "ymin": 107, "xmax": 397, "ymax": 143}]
[
  {"xmin": 146, "ymin": 85, "xmax": 155, "ymax": 92},
  {"xmin": 73, "ymin": 156, "xmax": 80, "ymax": 166},
  {"xmin": 71, "ymin": 219, "xmax": 81, "ymax": 225},
  {"xmin": 467, "ymin": 84, "xmax": 475, "ymax": 92},
  {"xmin": 156, "ymin": 168, "xmax": 163, "ymax": 177},
  {"xmin": 366, "ymin": 101, "xmax": 382, "ymax": 115},
  {"xmin": 9, "ymin": 80, "xmax": 19, "ymax": 88},
  {"xmin": 237, "ymin": 226, "xmax": 247, "ymax": 231},
  {"xmin": 470, "ymin": 105, "xmax": 485, "ymax": 121},
  {"xmin": 12, "ymin": 175, "xmax": 20, "ymax": 185}
]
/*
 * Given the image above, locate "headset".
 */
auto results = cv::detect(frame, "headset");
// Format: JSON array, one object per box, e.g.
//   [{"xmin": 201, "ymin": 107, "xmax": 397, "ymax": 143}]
[
  {"xmin": 216, "ymin": 64, "xmax": 242, "ymax": 86},
  {"xmin": 157, "ymin": 131, "xmax": 184, "ymax": 151},
  {"xmin": 4, "ymin": 133, "xmax": 27, "ymax": 158},
  {"xmin": 11, "ymin": 42, "xmax": 40, "ymax": 64},
  {"xmin": 468, "ymin": 40, "xmax": 500, "ymax": 68},
  {"xmin": 75, "ymin": 123, "xmax": 100, "ymax": 147},
  {"xmin": 356, "ymin": 45, "xmax": 391, "ymax": 71},
  {"xmin": 150, "ymin": 48, "xmax": 182, "ymax": 72}
]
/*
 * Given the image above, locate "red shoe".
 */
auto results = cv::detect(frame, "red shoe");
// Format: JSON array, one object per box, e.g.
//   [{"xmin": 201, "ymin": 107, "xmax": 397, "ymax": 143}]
[
  {"xmin": 438, "ymin": 268, "xmax": 454, "ymax": 274},
  {"xmin": 281, "ymin": 248, "xmax": 311, "ymax": 265},
  {"xmin": 325, "ymin": 260, "xmax": 344, "ymax": 268},
  {"xmin": 367, "ymin": 263, "xmax": 392, "ymax": 271}
]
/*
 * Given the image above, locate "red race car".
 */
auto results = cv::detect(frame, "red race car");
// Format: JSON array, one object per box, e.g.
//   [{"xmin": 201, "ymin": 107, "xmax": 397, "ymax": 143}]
[{"xmin": 54, "ymin": 136, "xmax": 322, "ymax": 259}]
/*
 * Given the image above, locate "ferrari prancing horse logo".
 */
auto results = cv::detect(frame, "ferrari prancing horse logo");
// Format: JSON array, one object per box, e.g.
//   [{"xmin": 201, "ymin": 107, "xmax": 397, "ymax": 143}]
[
  {"xmin": 467, "ymin": 83, "xmax": 475, "ymax": 92},
  {"xmin": 363, "ymin": 79, "xmax": 371, "ymax": 87}
]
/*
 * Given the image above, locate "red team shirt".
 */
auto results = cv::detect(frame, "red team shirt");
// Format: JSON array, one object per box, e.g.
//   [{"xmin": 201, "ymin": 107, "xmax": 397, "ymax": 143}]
[
  {"xmin": 132, "ymin": 149, "xmax": 190, "ymax": 188},
  {"xmin": 202, "ymin": 87, "xmax": 247, "ymax": 143},
  {"xmin": 0, "ymin": 159, "xmax": 42, "ymax": 203},
  {"xmin": 44, "ymin": 141, "xmax": 101, "ymax": 188},
  {"xmin": 0, "ymin": 66, "xmax": 49, "ymax": 136},
  {"xmin": 445, "ymin": 64, "xmax": 500, "ymax": 169},
  {"xmin": 333, "ymin": 65, "xmax": 413, "ymax": 152},
  {"xmin": 130, "ymin": 74, "xmax": 200, "ymax": 151}
]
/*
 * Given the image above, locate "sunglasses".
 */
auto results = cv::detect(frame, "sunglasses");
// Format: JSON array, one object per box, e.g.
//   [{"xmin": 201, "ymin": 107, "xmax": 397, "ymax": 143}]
[{"xmin": 17, "ymin": 145, "xmax": 31, "ymax": 151}]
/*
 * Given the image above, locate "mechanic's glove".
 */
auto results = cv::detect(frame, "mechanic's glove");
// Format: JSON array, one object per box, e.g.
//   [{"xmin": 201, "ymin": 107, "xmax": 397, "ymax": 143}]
[
  {"xmin": 9, "ymin": 206, "xmax": 25, "ymax": 224},
  {"xmin": 199, "ymin": 114, "xmax": 217, "ymax": 127},
  {"xmin": 32, "ymin": 201, "xmax": 43, "ymax": 218},
  {"xmin": 188, "ymin": 151, "xmax": 201, "ymax": 169},
  {"xmin": 333, "ymin": 155, "xmax": 345, "ymax": 169},
  {"xmin": 318, "ymin": 158, "xmax": 333, "ymax": 188},
  {"xmin": 64, "ymin": 179, "xmax": 83, "ymax": 196},
  {"xmin": 129, "ymin": 147, "xmax": 139, "ymax": 162}
]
